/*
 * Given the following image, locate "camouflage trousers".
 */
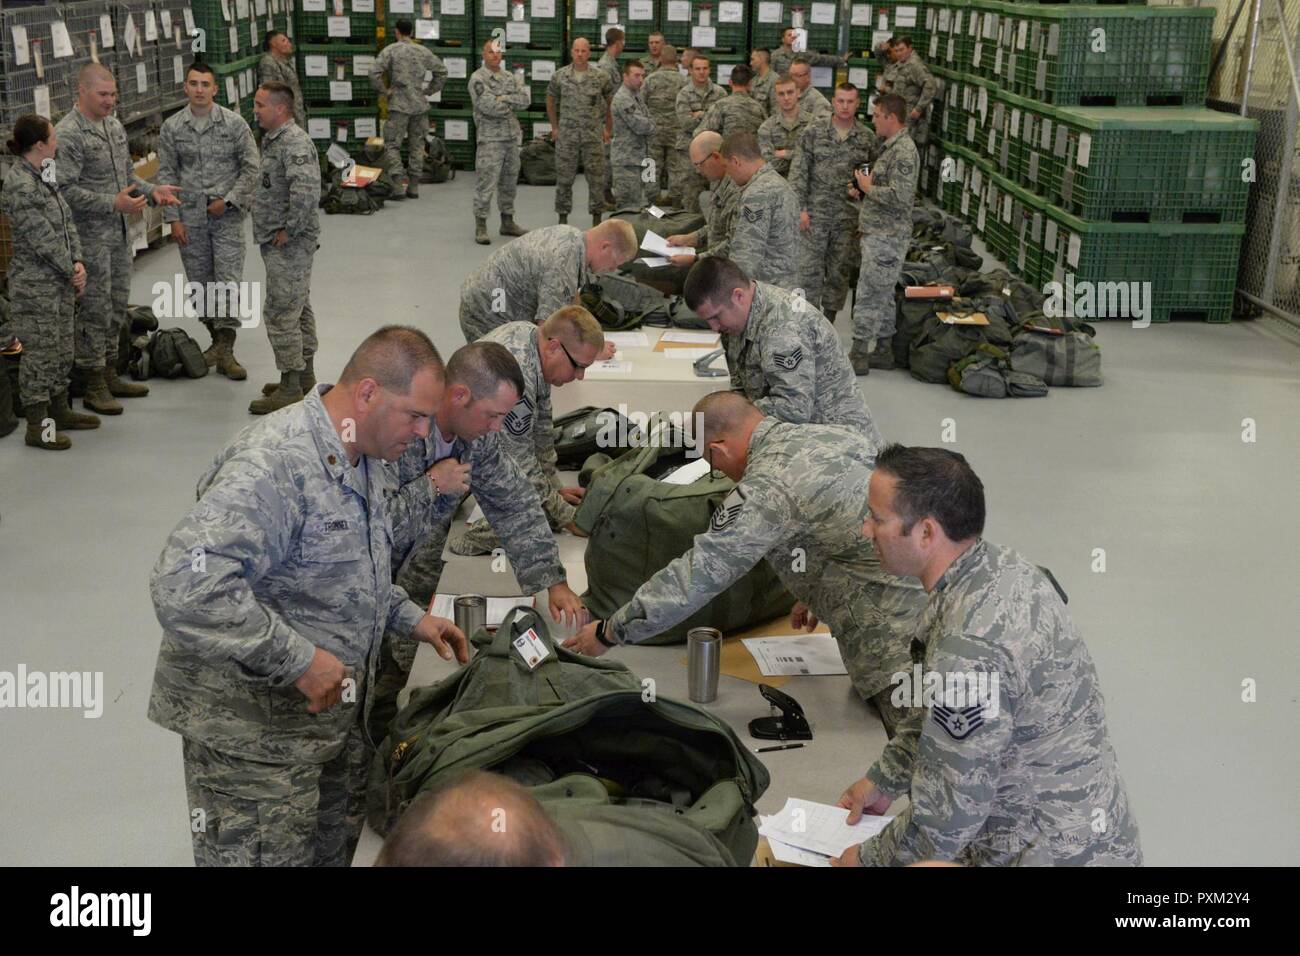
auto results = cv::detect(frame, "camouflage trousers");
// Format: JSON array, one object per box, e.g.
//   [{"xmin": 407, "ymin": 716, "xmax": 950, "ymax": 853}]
[
  {"xmin": 383, "ymin": 110, "xmax": 430, "ymax": 183},
  {"xmin": 473, "ymin": 138, "xmax": 521, "ymax": 219},
  {"xmin": 259, "ymin": 236, "xmax": 318, "ymax": 372},
  {"xmin": 647, "ymin": 137, "xmax": 673, "ymax": 199},
  {"xmin": 9, "ymin": 270, "xmax": 74, "ymax": 406},
  {"xmin": 457, "ymin": 299, "xmax": 506, "ymax": 344},
  {"xmin": 75, "ymin": 233, "xmax": 131, "ymax": 368},
  {"xmin": 853, "ymin": 233, "xmax": 909, "ymax": 345},
  {"xmin": 798, "ymin": 204, "xmax": 860, "ymax": 314},
  {"xmin": 177, "ymin": 210, "xmax": 248, "ymax": 333},
  {"xmin": 182, "ymin": 724, "xmax": 370, "ymax": 866},
  {"xmin": 554, "ymin": 128, "xmax": 605, "ymax": 215},
  {"xmin": 670, "ymin": 147, "xmax": 707, "ymax": 214},
  {"xmin": 611, "ymin": 163, "xmax": 650, "ymax": 210},
  {"xmin": 906, "ymin": 114, "xmax": 930, "ymax": 149}
]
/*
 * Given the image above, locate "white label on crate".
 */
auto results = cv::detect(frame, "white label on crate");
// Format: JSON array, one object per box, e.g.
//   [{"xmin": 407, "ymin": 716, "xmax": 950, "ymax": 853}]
[
  {"xmin": 328, "ymin": 17, "xmax": 351, "ymax": 38},
  {"xmin": 938, "ymin": 9, "xmax": 950, "ymax": 32},
  {"xmin": 1076, "ymin": 132, "xmax": 1091, "ymax": 168},
  {"xmin": 144, "ymin": 11, "xmax": 158, "ymax": 43},
  {"xmin": 484, "ymin": 0, "xmax": 507, "ymax": 16},
  {"xmin": 535, "ymin": 0, "xmax": 555, "ymax": 18},
  {"xmin": 692, "ymin": 26, "xmax": 716, "ymax": 48},
  {"xmin": 698, "ymin": 9, "xmax": 710, "ymax": 27},
  {"xmin": 971, "ymin": 168, "xmax": 982, "ymax": 194},
  {"xmin": 390, "ymin": 0, "xmax": 413, "ymax": 10},
  {"xmin": 442, "ymin": 0, "xmax": 464, "ymax": 12},
  {"xmin": 1028, "ymin": 150, "xmax": 1039, "ymax": 182},
  {"xmin": 183, "ymin": 8, "xmax": 196, "ymax": 37},
  {"xmin": 1017, "ymin": 240, "xmax": 1026, "ymax": 271},
  {"xmin": 946, "ymin": 38, "xmax": 954, "ymax": 63},
  {"xmin": 50, "ymin": 22, "xmax": 74, "ymax": 59},
  {"xmin": 99, "ymin": 15, "xmax": 116, "ymax": 48},
  {"xmin": 871, "ymin": 28, "xmax": 890, "ymax": 51},
  {"xmin": 717, "ymin": 63, "xmax": 735, "ymax": 85},
  {"xmin": 972, "ymin": 41, "xmax": 981, "ymax": 69},
  {"xmin": 969, "ymin": 10, "xmax": 978, "ymax": 36},
  {"xmin": 719, "ymin": 2, "xmax": 743, "ymax": 24},
  {"xmin": 355, "ymin": 117, "xmax": 376, "ymax": 137},
  {"xmin": 240, "ymin": 69, "xmax": 251, "ymax": 97},
  {"xmin": 1047, "ymin": 23, "xmax": 1062, "ymax": 57},
  {"xmin": 236, "ymin": 0, "xmax": 249, "ymax": 17},
  {"xmin": 811, "ymin": 3, "xmax": 835, "ymax": 26},
  {"xmin": 961, "ymin": 187, "xmax": 970, "ymax": 216},
  {"xmin": 1018, "ymin": 19, "xmax": 1028, "ymax": 51},
  {"xmin": 966, "ymin": 117, "xmax": 976, "ymax": 143},
  {"xmin": 1035, "ymin": 58, "xmax": 1047, "ymax": 90},
  {"xmin": 574, "ymin": 0, "xmax": 597, "ymax": 17},
  {"xmin": 667, "ymin": 1, "xmax": 691, "ymax": 24},
  {"xmin": 226, "ymin": 76, "xmax": 239, "ymax": 104},
  {"xmin": 984, "ymin": 12, "xmax": 997, "ymax": 40},
  {"xmin": 137, "ymin": 62, "xmax": 148, "ymax": 92},
  {"xmin": 305, "ymin": 54, "xmax": 328, "ymax": 76},
  {"xmin": 255, "ymin": 0, "xmax": 267, "ymax": 14},
  {"xmin": 1066, "ymin": 232, "xmax": 1081, "ymax": 268},
  {"xmin": 10, "ymin": 26, "xmax": 29, "ymax": 66},
  {"xmin": 33, "ymin": 84, "xmax": 51, "ymax": 117},
  {"xmin": 229, "ymin": 26, "xmax": 239, "ymax": 54},
  {"xmin": 336, "ymin": 124, "xmax": 348, "ymax": 142},
  {"xmin": 445, "ymin": 57, "xmax": 467, "ymax": 79},
  {"xmin": 124, "ymin": 15, "xmax": 140, "ymax": 55},
  {"xmin": 1054, "ymin": 125, "xmax": 1068, "ymax": 158},
  {"xmin": 897, "ymin": 6, "xmax": 917, "ymax": 28},
  {"xmin": 512, "ymin": 2, "xmax": 525, "ymax": 21},
  {"xmin": 309, "ymin": 118, "xmax": 330, "ymax": 138},
  {"xmin": 1002, "ymin": 194, "xmax": 1012, "ymax": 224},
  {"xmin": 330, "ymin": 80, "xmax": 351, "ymax": 100},
  {"xmin": 1032, "ymin": 211, "xmax": 1043, "ymax": 243},
  {"xmin": 250, "ymin": 20, "xmax": 258, "ymax": 47},
  {"xmin": 976, "ymin": 202, "xmax": 986, "ymax": 233},
  {"xmin": 355, "ymin": 54, "xmax": 375, "ymax": 74},
  {"xmin": 445, "ymin": 119, "xmax": 469, "ymax": 140},
  {"xmin": 354, "ymin": 0, "xmax": 374, "ymax": 11},
  {"xmin": 988, "ymin": 128, "xmax": 997, "ymax": 157},
  {"xmin": 1022, "ymin": 109, "xmax": 1033, "ymax": 141},
  {"xmin": 173, "ymin": 55, "xmax": 183, "ymax": 83},
  {"xmin": 849, "ymin": 66, "xmax": 869, "ymax": 88},
  {"xmin": 303, "ymin": 0, "xmax": 326, "ymax": 10},
  {"xmin": 994, "ymin": 46, "xmax": 1004, "ymax": 77},
  {"xmin": 1044, "ymin": 219, "xmax": 1058, "ymax": 253},
  {"xmin": 978, "ymin": 86, "xmax": 988, "ymax": 123},
  {"xmin": 415, "ymin": 20, "xmax": 438, "ymax": 40},
  {"xmin": 532, "ymin": 59, "xmax": 556, "ymax": 80},
  {"xmin": 1041, "ymin": 118, "xmax": 1053, "ymax": 151},
  {"xmin": 952, "ymin": 11, "xmax": 962, "ymax": 35},
  {"xmin": 534, "ymin": 121, "xmax": 551, "ymax": 138},
  {"xmin": 929, "ymin": 33, "xmax": 938, "ymax": 59},
  {"xmin": 851, "ymin": 5, "xmax": 872, "ymax": 28},
  {"xmin": 506, "ymin": 21, "xmax": 530, "ymax": 43},
  {"xmin": 286, "ymin": 15, "xmax": 293, "ymax": 38},
  {"xmin": 1009, "ymin": 108, "xmax": 1020, "ymax": 139},
  {"xmin": 161, "ymin": 10, "xmax": 173, "ymax": 36},
  {"xmin": 757, "ymin": 2, "xmax": 781, "ymax": 25},
  {"xmin": 630, "ymin": 0, "xmax": 654, "ymax": 21},
  {"xmin": 811, "ymin": 65, "xmax": 833, "ymax": 88}
]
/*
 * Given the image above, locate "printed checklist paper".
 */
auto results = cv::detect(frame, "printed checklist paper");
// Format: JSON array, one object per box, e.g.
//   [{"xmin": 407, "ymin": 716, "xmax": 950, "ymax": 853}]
[
  {"xmin": 759, "ymin": 798, "xmax": 892, "ymax": 862},
  {"xmin": 742, "ymin": 634, "xmax": 847, "ymax": 676}
]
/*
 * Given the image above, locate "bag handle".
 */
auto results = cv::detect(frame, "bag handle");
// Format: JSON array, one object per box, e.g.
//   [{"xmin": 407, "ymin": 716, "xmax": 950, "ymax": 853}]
[{"xmin": 478, "ymin": 604, "xmax": 552, "ymax": 658}]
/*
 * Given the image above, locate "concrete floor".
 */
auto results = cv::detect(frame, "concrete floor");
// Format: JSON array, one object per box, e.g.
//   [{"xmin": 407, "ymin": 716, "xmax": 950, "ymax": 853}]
[{"xmin": 1, "ymin": 173, "xmax": 1297, "ymax": 866}]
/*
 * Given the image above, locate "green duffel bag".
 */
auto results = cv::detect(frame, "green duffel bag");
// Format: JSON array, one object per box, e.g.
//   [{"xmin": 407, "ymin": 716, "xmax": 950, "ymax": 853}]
[
  {"xmin": 517, "ymin": 137, "xmax": 556, "ymax": 185},
  {"xmin": 946, "ymin": 343, "xmax": 1048, "ymax": 398},
  {"xmin": 372, "ymin": 607, "xmax": 769, "ymax": 865},
  {"xmin": 574, "ymin": 437, "xmax": 796, "ymax": 644},
  {"xmin": 552, "ymin": 405, "xmax": 645, "ymax": 470},
  {"xmin": 612, "ymin": 206, "xmax": 705, "ymax": 296},
  {"xmin": 908, "ymin": 298, "xmax": 1016, "ymax": 384},
  {"xmin": 1011, "ymin": 325, "xmax": 1102, "ymax": 387},
  {"xmin": 579, "ymin": 272, "xmax": 707, "ymax": 331}
]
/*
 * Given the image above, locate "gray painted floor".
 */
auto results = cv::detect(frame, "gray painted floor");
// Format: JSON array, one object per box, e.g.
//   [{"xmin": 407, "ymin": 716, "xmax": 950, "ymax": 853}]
[{"xmin": 1, "ymin": 173, "xmax": 1297, "ymax": 866}]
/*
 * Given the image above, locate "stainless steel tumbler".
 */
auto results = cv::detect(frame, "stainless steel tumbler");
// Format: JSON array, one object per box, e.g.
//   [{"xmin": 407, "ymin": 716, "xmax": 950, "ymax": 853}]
[
  {"xmin": 454, "ymin": 594, "xmax": 487, "ymax": 639},
  {"xmin": 687, "ymin": 627, "xmax": 722, "ymax": 703}
]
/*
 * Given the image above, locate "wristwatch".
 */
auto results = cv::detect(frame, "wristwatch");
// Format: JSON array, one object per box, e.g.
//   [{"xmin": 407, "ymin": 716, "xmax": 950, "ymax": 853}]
[{"xmin": 595, "ymin": 619, "xmax": 615, "ymax": 648}]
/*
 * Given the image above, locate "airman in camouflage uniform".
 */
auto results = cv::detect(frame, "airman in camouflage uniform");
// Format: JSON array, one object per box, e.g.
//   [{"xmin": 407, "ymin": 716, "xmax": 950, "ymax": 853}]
[
  {"xmin": 610, "ymin": 61, "xmax": 656, "ymax": 209},
  {"xmin": 546, "ymin": 38, "xmax": 614, "ymax": 225},
  {"xmin": 665, "ymin": 133, "xmax": 738, "ymax": 263},
  {"xmin": 470, "ymin": 39, "xmax": 531, "ymax": 243},
  {"xmin": 880, "ymin": 38, "xmax": 939, "ymax": 147},
  {"xmin": 699, "ymin": 66, "xmax": 767, "ymax": 139},
  {"xmin": 758, "ymin": 77, "xmax": 813, "ymax": 177},
  {"xmin": 748, "ymin": 49, "xmax": 775, "ymax": 115},
  {"xmin": 789, "ymin": 86, "xmax": 878, "ymax": 319},
  {"xmin": 148, "ymin": 328, "xmax": 464, "ymax": 866},
  {"xmin": 370, "ymin": 23, "xmax": 447, "ymax": 196},
  {"xmin": 851, "ymin": 95, "xmax": 918, "ymax": 371},
  {"xmin": 157, "ymin": 70, "xmax": 260, "ymax": 381},
  {"xmin": 840, "ymin": 445, "xmax": 1142, "ymax": 866},
  {"xmin": 596, "ymin": 29, "xmax": 627, "ymax": 207},
  {"xmin": 2, "ymin": 125, "xmax": 95, "ymax": 449},
  {"xmin": 641, "ymin": 45, "xmax": 687, "ymax": 203},
  {"xmin": 771, "ymin": 29, "xmax": 846, "ymax": 78},
  {"xmin": 258, "ymin": 31, "xmax": 307, "ymax": 129},
  {"xmin": 56, "ymin": 66, "xmax": 182, "ymax": 414},
  {"xmin": 249, "ymin": 82, "xmax": 322, "ymax": 414},
  {"xmin": 644, "ymin": 33, "xmax": 664, "ymax": 75},
  {"xmin": 567, "ymin": 393, "xmax": 924, "ymax": 733},
  {"xmin": 682, "ymin": 263, "xmax": 882, "ymax": 440},
  {"xmin": 450, "ymin": 311, "xmax": 605, "ymax": 557},
  {"xmin": 672, "ymin": 57, "xmax": 726, "ymax": 213},
  {"xmin": 724, "ymin": 135, "xmax": 801, "ymax": 290}
]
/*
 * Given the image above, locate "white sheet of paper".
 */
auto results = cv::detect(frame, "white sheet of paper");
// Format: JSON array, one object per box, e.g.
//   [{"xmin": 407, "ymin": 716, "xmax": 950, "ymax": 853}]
[
  {"xmin": 11, "ymin": 26, "xmax": 29, "ymax": 66},
  {"xmin": 691, "ymin": 26, "xmax": 716, "ymax": 48},
  {"xmin": 666, "ymin": 1, "xmax": 690, "ymax": 22},
  {"xmin": 646, "ymin": 205, "xmax": 665, "ymax": 218},
  {"xmin": 659, "ymin": 330, "xmax": 719, "ymax": 345},
  {"xmin": 640, "ymin": 230, "xmax": 689, "ymax": 257},
  {"xmin": 664, "ymin": 347, "xmax": 715, "ymax": 361},
  {"xmin": 586, "ymin": 361, "xmax": 633, "ymax": 375},
  {"xmin": 636, "ymin": 256, "xmax": 671, "ymax": 268},
  {"xmin": 851, "ymin": 5, "xmax": 872, "ymax": 28},
  {"xmin": 658, "ymin": 457, "xmax": 712, "ymax": 486},
  {"xmin": 742, "ymin": 634, "xmax": 847, "ymax": 676},
  {"xmin": 604, "ymin": 331, "xmax": 649, "ymax": 348},
  {"xmin": 533, "ymin": 0, "xmax": 554, "ymax": 15},
  {"xmin": 574, "ymin": 0, "xmax": 597, "ymax": 18},
  {"xmin": 758, "ymin": 799, "xmax": 892, "ymax": 858},
  {"xmin": 758, "ymin": 2, "xmax": 782, "ymax": 24},
  {"xmin": 811, "ymin": 2, "xmax": 836, "ymax": 26},
  {"xmin": 718, "ymin": 2, "xmax": 743, "ymax": 24},
  {"xmin": 309, "ymin": 118, "xmax": 330, "ymax": 138},
  {"xmin": 33, "ymin": 84, "xmax": 50, "ymax": 117},
  {"xmin": 767, "ymin": 838, "xmax": 833, "ymax": 867}
]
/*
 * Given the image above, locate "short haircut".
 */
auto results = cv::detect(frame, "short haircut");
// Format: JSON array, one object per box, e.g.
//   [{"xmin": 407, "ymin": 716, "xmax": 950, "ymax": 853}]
[
  {"xmin": 605, "ymin": 27, "xmax": 624, "ymax": 45},
  {"xmin": 894, "ymin": 35, "xmax": 914, "ymax": 49},
  {"xmin": 728, "ymin": 63, "xmax": 753, "ymax": 87},
  {"xmin": 683, "ymin": 256, "xmax": 750, "ymax": 311},
  {"xmin": 692, "ymin": 52, "xmax": 711, "ymax": 67},
  {"xmin": 774, "ymin": 73, "xmax": 796, "ymax": 88},
  {"xmin": 835, "ymin": 81, "xmax": 860, "ymax": 96},
  {"xmin": 876, "ymin": 92, "xmax": 908, "ymax": 123},
  {"xmin": 622, "ymin": 58, "xmax": 645, "ymax": 76},
  {"xmin": 394, "ymin": 18, "xmax": 413, "ymax": 36},
  {"xmin": 541, "ymin": 305, "xmax": 605, "ymax": 352},
  {"xmin": 752, "ymin": 48, "xmax": 771, "ymax": 60},
  {"xmin": 186, "ymin": 61, "xmax": 216, "ymax": 81},
  {"xmin": 263, "ymin": 29, "xmax": 284, "ymax": 52},
  {"xmin": 681, "ymin": 47, "xmax": 698, "ymax": 64},
  {"xmin": 259, "ymin": 80, "xmax": 295, "ymax": 110},
  {"xmin": 790, "ymin": 55, "xmax": 811, "ymax": 69},
  {"xmin": 338, "ymin": 325, "xmax": 444, "ymax": 392},
  {"xmin": 720, "ymin": 131, "xmax": 761, "ymax": 162},
  {"xmin": 572, "ymin": 36, "xmax": 591, "ymax": 49},
  {"xmin": 592, "ymin": 218, "xmax": 639, "ymax": 262},
  {"xmin": 7, "ymin": 114, "xmax": 52, "ymax": 156},
  {"xmin": 649, "ymin": 31, "xmax": 664, "ymax": 41},
  {"xmin": 660, "ymin": 43, "xmax": 678, "ymax": 61},
  {"xmin": 77, "ymin": 63, "xmax": 115, "ymax": 90},
  {"xmin": 375, "ymin": 771, "xmax": 567, "ymax": 867},
  {"xmin": 446, "ymin": 341, "xmax": 525, "ymax": 403},
  {"xmin": 873, "ymin": 444, "xmax": 986, "ymax": 541},
  {"xmin": 694, "ymin": 390, "xmax": 761, "ymax": 446}
]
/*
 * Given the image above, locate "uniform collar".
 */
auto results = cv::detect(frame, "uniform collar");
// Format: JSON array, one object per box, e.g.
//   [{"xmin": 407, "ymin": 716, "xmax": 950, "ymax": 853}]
[
  {"xmin": 263, "ymin": 120, "xmax": 292, "ymax": 145},
  {"xmin": 305, "ymin": 385, "xmax": 361, "ymax": 488},
  {"xmin": 182, "ymin": 104, "xmax": 224, "ymax": 128},
  {"xmin": 932, "ymin": 539, "xmax": 987, "ymax": 595},
  {"xmin": 71, "ymin": 108, "xmax": 111, "ymax": 138},
  {"xmin": 747, "ymin": 416, "xmax": 779, "ymax": 456},
  {"xmin": 741, "ymin": 282, "xmax": 769, "ymax": 345},
  {"xmin": 881, "ymin": 128, "xmax": 907, "ymax": 150}
]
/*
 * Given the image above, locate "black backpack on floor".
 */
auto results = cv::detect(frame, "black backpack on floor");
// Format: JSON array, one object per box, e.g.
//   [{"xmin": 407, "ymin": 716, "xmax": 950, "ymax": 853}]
[{"xmin": 132, "ymin": 328, "xmax": 208, "ymax": 380}]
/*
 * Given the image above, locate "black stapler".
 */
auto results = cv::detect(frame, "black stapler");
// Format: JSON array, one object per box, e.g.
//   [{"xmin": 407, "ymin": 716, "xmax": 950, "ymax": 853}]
[{"xmin": 749, "ymin": 684, "xmax": 813, "ymax": 741}]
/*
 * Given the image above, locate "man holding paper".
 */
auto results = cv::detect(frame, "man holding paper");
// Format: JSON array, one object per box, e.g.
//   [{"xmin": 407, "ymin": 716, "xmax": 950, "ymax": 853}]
[
  {"xmin": 664, "ymin": 131, "xmax": 737, "ymax": 266},
  {"xmin": 771, "ymin": 26, "xmax": 847, "ymax": 79},
  {"xmin": 565, "ymin": 391, "xmax": 925, "ymax": 736}
]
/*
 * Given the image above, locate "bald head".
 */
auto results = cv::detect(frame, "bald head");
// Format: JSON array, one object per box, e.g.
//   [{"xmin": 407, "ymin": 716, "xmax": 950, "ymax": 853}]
[
  {"xmin": 689, "ymin": 130, "xmax": 723, "ymax": 163},
  {"xmin": 375, "ymin": 771, "xmax": 567, "ymax": 867},
  {"xmin": 695, "ymin": 391, "xmax": 763, "ymax": 446},
  {"xmin": 77, "ymin": 63, "xmax": 115, "ymax": 90}
]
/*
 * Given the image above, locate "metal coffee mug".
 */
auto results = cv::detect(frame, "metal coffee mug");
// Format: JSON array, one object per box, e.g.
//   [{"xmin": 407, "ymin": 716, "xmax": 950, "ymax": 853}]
[
  {"xmin": 454, "ymin": 594, "xmax": 487, "ymax": 639},
  {"xmin": 687, "ymin": 627, "xmax": 722, "ymax": 703}
]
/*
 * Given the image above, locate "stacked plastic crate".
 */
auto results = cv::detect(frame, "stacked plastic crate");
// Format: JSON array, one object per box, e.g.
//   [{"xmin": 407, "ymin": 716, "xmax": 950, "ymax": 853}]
[
  {"xmin": 658, "ymin": 0, "xmax": 748, "ymax": 58},
  {"xmin": 191, "ymin": 0, "xmax": 270, "ymax": 125},
  {"xmin": 112, "ymin": 0, "xmax": 162, "ymax": 119},
  {"xmin": 295, "ymin": 0, "xmax": 379, "ymax": 163},
  {"xmin": 926, "ymin": 1, "xmax": 1255, "ymax": 323},
  {"xmin": 151, "ymin": 0, "xmax": 197, "ymax": 113},
  {"xmin": 571, "ymin": 1, "xmax": 656, "ymax": 53},
  {"xmin": 2, "ymin": 6, "xmax": 77, "ymax": 163}
]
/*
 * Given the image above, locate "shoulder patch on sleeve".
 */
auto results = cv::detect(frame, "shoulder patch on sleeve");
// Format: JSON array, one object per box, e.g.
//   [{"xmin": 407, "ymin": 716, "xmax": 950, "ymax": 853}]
[
  {"xmin": 771, "ymin": 346, "xmax": 804, "ymax": 371},
  {"xmin": 292, "ymin": 154, "xmax": 313, "ymax": 166},
  {"xmin": 472, "ymin": 80, "xmax": 485, "ymax": 96},
  {"xmin": 741, "ymin": 205, "xmax": 763, "ymax": 223},
  {"xmin": 931, "ymin": 703, "xmax": 986, "ymax": 741},
  {"xmin": 502, "ymin": 394, "xmax": 535, "ymax": 437},
  {"xmin": 709, "ymin": 486, "xmax": 747, "ymax": 533}
]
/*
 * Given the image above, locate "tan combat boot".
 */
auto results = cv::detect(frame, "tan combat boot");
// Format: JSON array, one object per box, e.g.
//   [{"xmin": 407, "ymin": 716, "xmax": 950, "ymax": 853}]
[
  {"xmin": 50, "ymin": 392, "xmax": 100, "ymax": 430},
  {"xmin": 82, "ymin": 368, "xmax": 124, "ymax": 415},
  {"xmin": 499, "ymin": 215, "xmax": 527, "ymax": 237},
  {"xmin": 475, "ymin": 218, "xmax": 490, "ymax": 245},
  {"xmin": 215, "ymin": 328, "xmax": 247, "ymax": 381},
  {"xmin": 104, "ymin": 362, "xmax": 149, "ymax": 398},
  {"xmin": 24, "ymin": 403, "xmax": 71, "ymax": 450},
  {"xmin": 249, "ymin": 370, "xmax": 303, "ymax": 415}
]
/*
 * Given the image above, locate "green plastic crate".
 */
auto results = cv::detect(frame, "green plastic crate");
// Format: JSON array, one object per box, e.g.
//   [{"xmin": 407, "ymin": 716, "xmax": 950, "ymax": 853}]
[
  {"xmin": 298, "ymin": 43, "xmax": 379, "ymax": 107},
  {"xmin": 941, "ymin": 69, "xmax": 995, "ymax": 152},
  {"xmin": 847, "ymin": 57, "xmax": 882, "ymax": 119},
  {"xmin": 500, "ymin": 47, "xmax": 561, "ymax": 110},
  {"xmin": 212, "ymin": 54, "xmax": 263, "ymax": 117},
  {"xmin": 429, "ymin": 106, "xmax": 475, "ymax": 168},
  {"xmin": 980, "ymin": 167, "xmax": 1045, "ymax": 281},
  {"xmin": 305, "ymin": 105, "xmax": 382, "ymax": 158},
  {"xmin": 475, "ymin": 0, "xmax": 563, "ymax": 53},
  {"xmin": 925, "ymin": 0, "xmax": 975, "ymax": 72},
  {"xmin": 519, "ymin": 108, "xmax": 550, "ymax": 142},
  {"xmin": 383, "ymin": 0, "xmax": 474, "ymax": 49},
  {"xmin": 423, "ymin": 46, "xmax": 475, "ymax": 109},
  {"xmin": 659, "ymin": 0, "xmax": 749, "ymax": 55},
  {"xmin": 293, "ymin": 0, "xmax": 377, "ymax": 48},
  {"xmin": 1004, "ymin": 2, "xmax": 1214, "ymax": 106},
  {"xmin": 570, "ymin": 1, "xmax": 659, "ymax": 53},
  {"xmin": 933, "ymin": 140, "xmax": 986, "ymax": 227},
  {"xmin": 850, "ymin": 2, "xmax": 929, "ymax": 58},
  {"xmin": 981, "ymin": 82, "xmax": 1024, "ymax": 181}
]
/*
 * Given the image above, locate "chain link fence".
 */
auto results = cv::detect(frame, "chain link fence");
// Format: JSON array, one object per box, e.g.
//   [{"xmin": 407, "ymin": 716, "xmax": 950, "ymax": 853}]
[{"xmin": 1152, "ymin": 0, "xmax": 1300, "ymax": 326}]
